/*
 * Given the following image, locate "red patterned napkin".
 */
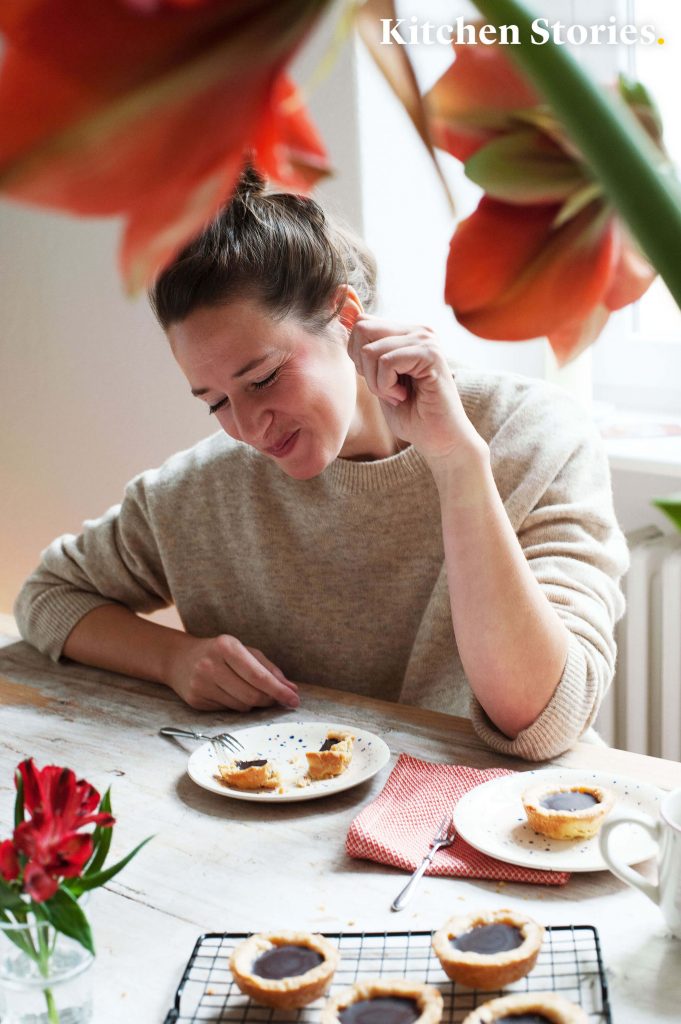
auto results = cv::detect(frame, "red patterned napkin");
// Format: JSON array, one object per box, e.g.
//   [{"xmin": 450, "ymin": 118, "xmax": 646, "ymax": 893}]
[{"xmin": 346, "ymin": 754, "xmax": 570, "ymax": 886}]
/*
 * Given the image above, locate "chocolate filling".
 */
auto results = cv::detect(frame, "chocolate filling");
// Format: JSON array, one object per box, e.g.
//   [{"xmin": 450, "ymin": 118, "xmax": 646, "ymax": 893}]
[
  {"xmin": 251, "ymin": 944, "xmax": 323, "ymax": 980},
  {"xmin": 495, "ymin": 1015, "xmax": 552, "ymax": 1023},
  {"xmin": 319, "ymin": 737, "xmax": 341, "ymax": 752},
  {"xmin": 540, "ymin": 790, "xmax": 598, "ymax": 812},
  {"xmin": 451, "ymin": 923, "xmax": 524, "ymax": 955},
  {"xmin": 235, "ymin": 759, "xmax": 268, "ymax": 770},
  {"xmin": 338, "ymin": 997, "xmax": 421, "ymax": 1024}
]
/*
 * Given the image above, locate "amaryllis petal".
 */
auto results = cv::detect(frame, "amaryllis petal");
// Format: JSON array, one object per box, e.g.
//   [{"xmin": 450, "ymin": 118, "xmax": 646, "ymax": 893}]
[
  {"xmin": 0, "ymin": 0, "xmax": 332, "ymax": 287},
  {"xmin": 464, "ymin": 129, "xmax": 585, "ymax": 205},
  {"xmin": 23, "ymin": 862, "xmax": 59, "ymax": 903},
  {"xmin": 0, "ymin": 839, "xmax": 19, "ymax": 881},
  {"xmin": 425, "ymin": 34, "xmax": 540, "ymax": 161},
  {"xmin": 605, "ymin": 229, "xmax": 657, "ymax": 311},
  {"xmin": 446, "ymin": 197, "xmax": 618, "ymax": 341},
  {"xmin": 548, "ymin": 304, "xmax": 612, "ymax": 365}
]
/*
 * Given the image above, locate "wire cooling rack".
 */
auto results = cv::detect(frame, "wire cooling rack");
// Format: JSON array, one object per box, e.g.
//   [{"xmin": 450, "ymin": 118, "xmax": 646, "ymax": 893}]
[{"xmin": 164, "ymin": 926, "xmax": 611, "ymax": 1023}]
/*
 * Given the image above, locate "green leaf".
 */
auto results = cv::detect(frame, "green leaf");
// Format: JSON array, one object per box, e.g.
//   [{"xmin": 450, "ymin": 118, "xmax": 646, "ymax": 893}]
[
  {"xmin": 465, "ymin": 128, "xmax": 585, "ymax": 204},
  {"xmin": 14, "ymin": 768, "xmax": 24, "ymax": 829},
  {"xmin": 0, "ymin": 876, "xmax": 26, "ymax": 915},
  {"xmin": 653, "ymin": 492, "xmax": 681, "ymax": 533},
  {"xmin": 68, "ymin": 835, "xmax": 154, "ymax": 896},
  {"xmin": 41, "ymin": 888, "xmax": 95, "ymax": 956},
  {"xmin": 472, "ymin": 0, "xmax": 681, "ymax": 313},
  {"xmin": 84, "ymin": 789, "xmax": 114, "ymax": 877},
  {"xmin": 0, "ymin": 908, "xmax": 37, "ymax": 960}
]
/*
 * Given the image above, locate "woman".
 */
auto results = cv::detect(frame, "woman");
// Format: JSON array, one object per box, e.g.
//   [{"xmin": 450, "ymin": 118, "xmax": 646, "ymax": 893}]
[{"xmin": 14, "ymin": 167, "xmax": 628, "ymax": 760}]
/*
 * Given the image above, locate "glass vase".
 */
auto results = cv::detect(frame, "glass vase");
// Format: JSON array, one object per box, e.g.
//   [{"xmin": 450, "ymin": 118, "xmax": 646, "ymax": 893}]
[{"xmin": 0, "ymin": 918, "xmax": 93, "ymax": 1024}]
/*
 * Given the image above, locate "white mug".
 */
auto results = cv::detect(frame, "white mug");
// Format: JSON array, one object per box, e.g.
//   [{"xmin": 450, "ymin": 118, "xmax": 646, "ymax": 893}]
[{"xmin": 600, "ymin": 787, "xmax": 681, "ymax": 938}]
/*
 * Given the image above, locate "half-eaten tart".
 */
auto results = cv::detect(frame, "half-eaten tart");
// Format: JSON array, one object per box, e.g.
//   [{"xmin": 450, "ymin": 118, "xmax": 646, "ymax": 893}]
[
  {"xmin": 432, "ymin": 909, "xmax": 544, "ymax": 990},
  {"xmin": 230, "ymin": 931, "xmax": 339, "ymax": 1008},
  {"xmin": 460, "ymin": 991, "xmax": 588, "ymax": 1023},
  {"xmin": 522, "ymin": 781, "xmax": 614, "ymax": 840},
  {"xmin": 322, "ymin": 979, "xmax": 443, "ymax": 1024},
  {"xmin": 217, "ymin": 758, "xmax": 280, "ymax": 791},
  {"xmin": 306, "ymin": 731, "xmax": 354, "ymax": 780}
]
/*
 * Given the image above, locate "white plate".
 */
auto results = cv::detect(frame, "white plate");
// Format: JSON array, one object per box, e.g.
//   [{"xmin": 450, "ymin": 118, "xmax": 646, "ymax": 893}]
[
  {"xmin": 187, "ymin": 720, "xmax": 390, "ymax": 803},
  {"xmin": 453, "ymin": 767, "xmax": 662, "ymax": 872}
]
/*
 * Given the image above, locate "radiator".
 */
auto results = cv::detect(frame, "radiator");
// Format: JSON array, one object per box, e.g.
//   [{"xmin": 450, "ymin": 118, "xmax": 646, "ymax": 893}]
[{"xmin": 595, "ymin": 525, "xmax": 681, "ymax": 760}]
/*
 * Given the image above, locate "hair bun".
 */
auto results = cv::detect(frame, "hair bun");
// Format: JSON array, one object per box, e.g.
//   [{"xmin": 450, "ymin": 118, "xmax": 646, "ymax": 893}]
[{"xmin": 234, "ymin": 162, "xmax": 267, "ymax": 204}]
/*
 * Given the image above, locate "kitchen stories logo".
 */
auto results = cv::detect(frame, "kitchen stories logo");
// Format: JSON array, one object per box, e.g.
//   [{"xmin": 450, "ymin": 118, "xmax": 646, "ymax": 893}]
[{"xmin": 380, "ymin": 16, "xmax": 665, "ymax": 47}]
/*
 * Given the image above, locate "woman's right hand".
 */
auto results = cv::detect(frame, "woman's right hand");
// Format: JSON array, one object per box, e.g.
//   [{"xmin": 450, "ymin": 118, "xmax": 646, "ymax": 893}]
[{"xmin": 167, "ymin": 634, "xmax": 300, "ymax": 711}]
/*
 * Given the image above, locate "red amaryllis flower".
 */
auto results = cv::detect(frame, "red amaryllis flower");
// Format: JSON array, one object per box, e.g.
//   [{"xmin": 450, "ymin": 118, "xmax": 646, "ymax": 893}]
[
  {"xmin": 11, "ymin": 760, "xmax": 114, "ymax": 902},
  {"xmin": 0, "ymin": 839, "xmax": 19, "ymax": 882},
  {"xmin": 426, "ymin": 36, "xmax": 660, "ymax": 363},
  {"xmin": 0, "ymin": 0, "xmax": 332, "ymax": 290}
]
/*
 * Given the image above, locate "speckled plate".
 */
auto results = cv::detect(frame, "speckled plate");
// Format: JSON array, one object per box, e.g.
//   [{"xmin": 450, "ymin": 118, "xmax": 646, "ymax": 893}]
[
  {"xmin": 187, "ymin": 720, "xmax": 391, "ymax": 802},
  {"xmin": 453, "ymin": 767, "xmax": 662, "ymax": 872}
]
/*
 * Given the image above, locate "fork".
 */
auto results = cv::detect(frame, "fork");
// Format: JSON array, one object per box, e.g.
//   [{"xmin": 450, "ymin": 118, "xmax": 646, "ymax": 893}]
[
  {"xmin": 159, "ymin": 726, "xmax": 245, "ymax": 757},
  {"xmin": 391, "ymin": 814, "xmax": 456, "ymax": 912}
]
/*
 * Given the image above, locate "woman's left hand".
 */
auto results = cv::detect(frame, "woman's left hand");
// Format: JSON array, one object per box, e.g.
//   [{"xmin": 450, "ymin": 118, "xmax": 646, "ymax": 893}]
[{"xmin": 347, "ymin": 314, "xmax": 484, "ymax": 465}]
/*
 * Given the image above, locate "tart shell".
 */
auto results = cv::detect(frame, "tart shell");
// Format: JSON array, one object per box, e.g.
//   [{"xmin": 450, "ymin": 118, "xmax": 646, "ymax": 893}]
[
  {"xmin": 432, "ymin": 909, "xmax": 544, "ymax": 990},
  {"xmin": 461, "ymin": 991, "xmax": 588, "ymax": 1023},
  {"xmin": 522, "ymin": 782, "xmax": 615, "ymax": 840},
  {"xmin": 230, "ymin": 931, "xmax": 339, "ymax": 1008},
  {"xmin": 306, "ymin": 731, "xmax": 354, "ymax": 781},
  {"xmin": 217, "ymin": 760, "xmax": 280, "ymax": 791},
  {"xmin": 321, "ymin": 978, "xmax": 443, "ymax": 1024}
]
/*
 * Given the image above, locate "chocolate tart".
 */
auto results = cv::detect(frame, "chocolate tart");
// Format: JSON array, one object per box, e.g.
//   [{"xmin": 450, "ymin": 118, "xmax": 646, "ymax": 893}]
[
  {"xmin": 522, "ymin": 781, "xmax": 614, "ymax": 840},
  {"xmin": 460, "ymin": 991, "xmax": 588, "ymax": 1023},
  {"xmin": 306, "ymin": 731, "xmax": 354, "ymax": 780},
  {"xmin": 230, "ymin": 931, "xmax": 339, "ymax": 1008},
  {"xmin": 217, "ymin": 758, "xmax": 280, "ymax": 791},
  {"xmin": 322, "ymin": 979, "xmax": 443, "ymax": 1024},
  {"xmin": 432, "ymin": 909, "xmax": 543, "ymax": 990}
]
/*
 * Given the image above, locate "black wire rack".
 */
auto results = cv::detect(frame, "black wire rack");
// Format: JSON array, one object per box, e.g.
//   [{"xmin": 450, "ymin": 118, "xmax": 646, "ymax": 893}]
[{"xmin": 164, "ymin": 927, "xmax": 611, "ymax": 1023}]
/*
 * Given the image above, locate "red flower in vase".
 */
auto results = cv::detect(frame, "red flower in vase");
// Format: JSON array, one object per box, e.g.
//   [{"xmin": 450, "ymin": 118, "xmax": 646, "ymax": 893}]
[
  {"xmin": 0, "ymin": 839, "xmax": 19, "ymax": 882},
  {"xmin": 425, "ymin": 34, "xmax": 662, "ymax": 363},
  {"xmin": 12, "ymin": 759, "xmax": 115, "ymax": 902}
]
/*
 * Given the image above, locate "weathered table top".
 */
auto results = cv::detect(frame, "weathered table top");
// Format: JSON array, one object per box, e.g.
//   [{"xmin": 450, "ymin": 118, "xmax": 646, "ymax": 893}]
[{"xmin": 1, "ymin": 633, "xmax": 679, "ymax": 1022}]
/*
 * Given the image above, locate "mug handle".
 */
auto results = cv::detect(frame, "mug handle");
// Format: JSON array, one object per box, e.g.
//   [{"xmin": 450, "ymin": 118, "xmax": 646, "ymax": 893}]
[{"xmin": 599, "ymin": 814, "xmax": 660, "ymax": 905}]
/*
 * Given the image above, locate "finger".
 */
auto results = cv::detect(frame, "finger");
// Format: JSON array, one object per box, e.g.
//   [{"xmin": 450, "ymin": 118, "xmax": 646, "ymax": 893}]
[
  {"xmin": 247, "ymin": 647, "xmax": 299, "ymax": 695},
  {"xmin": 213, "ymin": 673, "xmax": 276, "ymax": 710},
  {"xmin": 376, "ymin": 345, "xmax": 448, "ymax": 401},
  {"xmin": 352, "ymin": 337, "xmax": 412, "ymax": 396},
  {"xmin": 218, "ymin": 636, "xmax": 300, "ymax": 707}
]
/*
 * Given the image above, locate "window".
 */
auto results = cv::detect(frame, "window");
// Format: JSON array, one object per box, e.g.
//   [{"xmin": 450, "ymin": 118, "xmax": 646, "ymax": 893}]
[{"xmin": 592, "ymin": 0, "xmax": 681, "ymax": 413}]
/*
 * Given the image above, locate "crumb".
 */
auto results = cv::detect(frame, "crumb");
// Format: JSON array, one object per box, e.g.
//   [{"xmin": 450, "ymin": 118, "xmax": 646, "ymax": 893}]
[
  {"xmin": 207, "ymin": 988, "xmax": 215, "ymax": 995},
  {"xmin": 278, "ymin": 786, "xmax": 285, "ymax": 794},
  {"xmin": 296, "ymin": 776, "xmax": 311, "ymax": 788},
  {"xmin": 347, "ymin": 920, "xmax": 355, "ymax": 926},
  {"xmin": 317, "ymin": 905, "xmax": 326, "ymax": 912}
]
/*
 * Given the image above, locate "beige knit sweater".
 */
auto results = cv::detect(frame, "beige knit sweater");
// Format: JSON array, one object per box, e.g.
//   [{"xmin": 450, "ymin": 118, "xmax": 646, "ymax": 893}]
[{"xmin": 14, "ymin": 366, "xmax": 628, "ymax": 761}]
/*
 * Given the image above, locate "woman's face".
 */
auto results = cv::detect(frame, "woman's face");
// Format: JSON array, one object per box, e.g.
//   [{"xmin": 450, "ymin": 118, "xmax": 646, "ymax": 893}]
[{"xmin": 168, "ymin": 297, "xmax": 360, "ymax": 480}]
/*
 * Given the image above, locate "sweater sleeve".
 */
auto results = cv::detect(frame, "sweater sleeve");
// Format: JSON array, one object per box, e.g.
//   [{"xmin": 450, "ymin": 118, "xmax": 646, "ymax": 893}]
[
  {"xmin": 14, "ymin": 473, "xmax": 172, "ymax": 662},
  {"xmin": 469, "ymin": 397, "xmax": 629, "ymax": 761}
]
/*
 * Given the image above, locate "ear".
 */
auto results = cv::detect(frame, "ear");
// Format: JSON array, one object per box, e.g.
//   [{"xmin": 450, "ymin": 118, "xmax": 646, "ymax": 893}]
[{"xmin": 334, "ymin": 286, "xmax": 364, "ymax": 333}]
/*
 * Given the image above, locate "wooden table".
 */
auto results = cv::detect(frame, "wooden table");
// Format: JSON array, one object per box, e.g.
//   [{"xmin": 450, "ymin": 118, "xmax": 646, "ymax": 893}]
[{"xmin": 1, "ymin": 633, "xmax": 680, "ymax": 1022}]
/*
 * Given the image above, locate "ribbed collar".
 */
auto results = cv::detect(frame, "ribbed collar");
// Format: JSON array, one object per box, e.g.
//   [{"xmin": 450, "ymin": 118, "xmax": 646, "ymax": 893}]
[{"xmin": 322, "ymin": 443, "xmax": 431, "ymax": 495}]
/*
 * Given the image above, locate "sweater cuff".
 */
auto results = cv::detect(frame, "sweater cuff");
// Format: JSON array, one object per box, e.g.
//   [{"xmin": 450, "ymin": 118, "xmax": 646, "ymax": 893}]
[
  {"xmin": 19, "ymin": 590, "xmax": 117, "ymax": 663},
  {"xmin": 469, "ymin": 634, "xmax": 594, "ymax": 761}
]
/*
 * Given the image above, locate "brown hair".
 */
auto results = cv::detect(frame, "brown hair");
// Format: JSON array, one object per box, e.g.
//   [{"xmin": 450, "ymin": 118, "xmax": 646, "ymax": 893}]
[{"xmin": 149, "ymin": 165, "xmax": 377, "ymax": 332}]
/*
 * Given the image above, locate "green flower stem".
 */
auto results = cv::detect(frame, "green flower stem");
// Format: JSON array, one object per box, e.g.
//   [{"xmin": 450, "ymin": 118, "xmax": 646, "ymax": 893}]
[
  {"xmin": 37, "ymin": 922, "xmax": 60, "ymax": 1024},
  {"xmin": 473, "ymin": 0, "xmax": 681, "ymax": 307}
]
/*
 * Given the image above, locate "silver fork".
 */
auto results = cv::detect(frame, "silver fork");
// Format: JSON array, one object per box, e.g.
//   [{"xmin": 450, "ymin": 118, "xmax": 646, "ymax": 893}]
[
  {"xmin": 391, "ymin": 814, "xmax": 456, "ymax": 912},
  {"xmin": 159, "ymin": 726, "xmax": 245, "ymax": 757}
]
